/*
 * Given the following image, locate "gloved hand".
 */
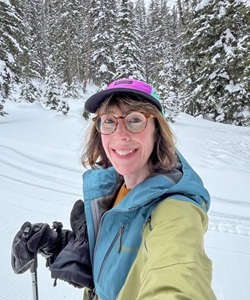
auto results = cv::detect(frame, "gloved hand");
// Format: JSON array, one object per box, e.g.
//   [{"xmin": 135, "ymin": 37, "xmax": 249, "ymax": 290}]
[
  {"xmin": 11, "ymin": 221, "xmax": 58, "ymax": 274},
  {"xmin": 50, "ymin": 200, "xmax": 94, "ymax": 289}
]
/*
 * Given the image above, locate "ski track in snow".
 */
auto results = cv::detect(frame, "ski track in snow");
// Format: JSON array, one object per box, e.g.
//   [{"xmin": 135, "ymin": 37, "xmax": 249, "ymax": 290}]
[
  {"xmin": 198, "ymin": 128, "xmax": 250, "ymax": 237},
  {"xmin": 173, "ymin": 116, "xmax": 250, "ymax": 240},
  {"xmin": 0, "ymin": 139, "xmax": 83, "ymax": 198},
  {"xmin": 209, "ymin": 209, "xmax": 250, "ymax": 237},
  {"xmin": 198, "ymin": 139, "xmax": 250, "ymax": 172}
]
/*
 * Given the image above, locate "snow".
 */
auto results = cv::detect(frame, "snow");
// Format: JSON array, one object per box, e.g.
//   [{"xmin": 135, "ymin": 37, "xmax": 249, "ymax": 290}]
[
  {"xmin": 225, "ymin": 82, "xmax": 243, "ymax": 93},
  {"xmin": 241, "ymin": 0, "xmax": 250, "ymax": 7},
  {"xmin": 196, "ymin": 0, "xmax": 210, "ymax": 11},
  {"xmin": 0, "ymin": 60, "xmax": 6, "ymax": 73},
  {"xmin": 1, "ymin": 97, "xmax": 250, "ymax": 300}
]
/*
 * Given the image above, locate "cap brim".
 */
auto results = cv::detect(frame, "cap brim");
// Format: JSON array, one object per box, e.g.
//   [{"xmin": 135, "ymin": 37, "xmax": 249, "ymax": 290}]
[{"xmin": 84, "ymin": 88, "xmax": 162, "ymax": 113}]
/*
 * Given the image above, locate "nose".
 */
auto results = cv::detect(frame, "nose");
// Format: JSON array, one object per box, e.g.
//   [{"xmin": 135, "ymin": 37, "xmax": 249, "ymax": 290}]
[{"xmin": 114, "ymin": 119, "xmax": 130, "ymax": 139}]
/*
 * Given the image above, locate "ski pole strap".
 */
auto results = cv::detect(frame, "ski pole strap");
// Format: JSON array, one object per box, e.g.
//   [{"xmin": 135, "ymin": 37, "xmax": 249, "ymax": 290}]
[{"xmin": 88, "ymin": 288, "xmax": 97, "ymax": 300}]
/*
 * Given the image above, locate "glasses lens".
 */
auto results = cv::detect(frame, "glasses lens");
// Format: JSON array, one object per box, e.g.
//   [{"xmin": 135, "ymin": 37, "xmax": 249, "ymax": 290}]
[
  {"xmin": 97, "ymin": 115, "xmax": 116, "ymax": 134},
  {"xmin": 125, "ymin": 112, "xmax": 147, "ymax": 133}
]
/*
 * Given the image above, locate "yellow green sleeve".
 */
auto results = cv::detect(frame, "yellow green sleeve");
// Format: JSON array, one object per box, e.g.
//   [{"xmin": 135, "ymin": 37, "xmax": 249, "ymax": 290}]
[{"xmin": 118, "ymin": 199, "xmax": 217, "ymax": 300}]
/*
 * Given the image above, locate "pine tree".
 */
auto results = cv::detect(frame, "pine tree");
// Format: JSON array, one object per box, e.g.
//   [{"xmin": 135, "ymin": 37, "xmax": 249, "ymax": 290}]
[
  {"xmin": 22, "ymin": 0, "xmax": 48, "ymax": 80},
  {"xmin": 61, "ymin": 79, "xmax": 82, "ymax": 99},
  {"xmin": 181, "ymin": 0, "xmax": 250, "ymax": 125},
  {"xmin": 46, "ymin": 0, "xmax": 85, "ymax": 87},
  {"xmin": 134, "ymin": 0, "xmax": 147, "ymax": 79},
  {"xmin": 43, "ymin": 68, "xmax": 60, "ymax": 110},
  {"xmin": 20, "ymin": 80, "xmax": 40, "ymax": 103},
  {"xmin": 158, "ymin": 2, "xmax": 181, "ymax": 121},
  {"xmin": 14, "ymin": 1, "xmax": 47, "ymax": 104},
  {"xmin": 90, "ymin": 0, "xmax": 117, "ymax": 86},
  {"xmin": 146, "ymin": 0, "xmax": 163, "ymax": 84},
  {"xmin": 0, "ymin": 0, "xmax": 25, "ymax": 101},
  {"xmin": 0, "ymin": 101, "xmax": 7, "ymax": 116},
  {"xmin": 114, "ymin": 0, "xmax": 145, "ymax": 80},
  {"xmin": 145, "ymin": 0, "xmax": 180, "ymax": 121}
]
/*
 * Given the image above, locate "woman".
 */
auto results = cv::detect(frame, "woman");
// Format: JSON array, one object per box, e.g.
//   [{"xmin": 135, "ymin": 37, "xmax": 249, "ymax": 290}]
[{"xmin": 11, "ymin": 78, "xmax": 217, "ymax": 300}]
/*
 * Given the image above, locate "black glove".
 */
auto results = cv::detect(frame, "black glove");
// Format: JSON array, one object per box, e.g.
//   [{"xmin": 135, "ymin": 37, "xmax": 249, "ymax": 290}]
[
  {"xmin": 11, "ymin": 221, "xmax": 58, "ymax": 274},
  {"xmin": 50, "ymin": 200, "xmax": 94, "ymax": 289}
]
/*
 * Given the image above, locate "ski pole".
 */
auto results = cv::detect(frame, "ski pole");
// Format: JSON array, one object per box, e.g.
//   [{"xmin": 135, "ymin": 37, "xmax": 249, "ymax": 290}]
[{"xmin": 30, "ymin": 253, "xmax": 39, "ymax": 300}]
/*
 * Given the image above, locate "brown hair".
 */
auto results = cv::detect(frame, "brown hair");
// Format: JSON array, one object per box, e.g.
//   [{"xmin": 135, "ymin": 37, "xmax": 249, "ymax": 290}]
[{"xmin": 81, "ymin": 93, "xmax": 178, "ymax": 172}]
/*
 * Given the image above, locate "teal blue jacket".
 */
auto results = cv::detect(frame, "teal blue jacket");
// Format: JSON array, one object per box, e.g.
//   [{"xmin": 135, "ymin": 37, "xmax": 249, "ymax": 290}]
[{"xmin": 82, "ymin": 151, "xmax": 210, "ymax": 300}]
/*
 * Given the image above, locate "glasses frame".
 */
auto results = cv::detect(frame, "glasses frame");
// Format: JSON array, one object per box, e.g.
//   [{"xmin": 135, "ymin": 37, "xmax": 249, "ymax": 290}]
[{"xmin": 92, "ymin": 111, "xmax": 155, "ymax": 135}]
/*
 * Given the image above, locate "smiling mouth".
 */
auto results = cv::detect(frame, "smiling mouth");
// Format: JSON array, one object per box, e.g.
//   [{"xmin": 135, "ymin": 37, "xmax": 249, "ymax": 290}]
[{"xmin": 114, "ymin": 149, "xmax": 136, "ymax": 156}]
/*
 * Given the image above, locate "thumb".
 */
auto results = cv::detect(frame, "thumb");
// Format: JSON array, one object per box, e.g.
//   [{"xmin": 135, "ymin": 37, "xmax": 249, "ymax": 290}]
[{"xmin": 26, "ymin": 223, "xmax": 51, "ymax": 253}]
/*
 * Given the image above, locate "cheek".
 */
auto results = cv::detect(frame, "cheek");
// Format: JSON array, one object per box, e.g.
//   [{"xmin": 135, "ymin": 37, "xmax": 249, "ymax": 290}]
[
  {"xmin": 139, "ymin": 130, "xmax": 155, "ymax": 158},
  {"xmin": 145, "ymin": 125, "xmax": 156, "ymax": 152},
  {"xmin": 101, "ymin": 135, "xmax": 110, "ymax": 157},
  {"xmin": 148, "ymin": 134, "xmax": 156, "ymax": 155}
]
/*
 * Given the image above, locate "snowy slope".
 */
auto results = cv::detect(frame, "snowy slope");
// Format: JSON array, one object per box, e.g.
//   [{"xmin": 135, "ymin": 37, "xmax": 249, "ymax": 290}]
[{"xmin": 0, "ymin": 99, "xmax": 250, "ymax": 300}]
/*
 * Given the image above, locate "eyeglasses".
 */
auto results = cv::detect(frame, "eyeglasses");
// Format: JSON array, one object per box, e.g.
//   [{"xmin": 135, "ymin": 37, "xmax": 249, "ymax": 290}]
[{"xmin": 92, "ymin": 111, "xmax": 155, "ymax": 135}]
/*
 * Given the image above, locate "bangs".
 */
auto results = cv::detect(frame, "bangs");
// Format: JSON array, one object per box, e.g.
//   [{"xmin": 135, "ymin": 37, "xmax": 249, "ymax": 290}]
[{"xmin": 97, "ymin": 93, "xmax": 157, "ymax": 115}]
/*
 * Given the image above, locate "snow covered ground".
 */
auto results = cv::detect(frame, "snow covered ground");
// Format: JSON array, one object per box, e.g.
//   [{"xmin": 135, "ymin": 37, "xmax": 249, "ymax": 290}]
[{"xmin": 0, "ymin": 96, "xmax": 250, "ymax": 300}]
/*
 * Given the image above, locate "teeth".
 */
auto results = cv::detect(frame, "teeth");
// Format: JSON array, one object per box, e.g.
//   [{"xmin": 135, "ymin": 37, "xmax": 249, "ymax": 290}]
[{"xmin": 115, "ymin": 150, "xmax": 134, "ymax": 156}]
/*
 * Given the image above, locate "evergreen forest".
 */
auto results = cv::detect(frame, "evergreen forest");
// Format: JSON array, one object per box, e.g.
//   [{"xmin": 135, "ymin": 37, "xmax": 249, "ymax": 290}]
[{"xmin": 0, "ymin": 0, "xmax": 249, "ymax": 125}]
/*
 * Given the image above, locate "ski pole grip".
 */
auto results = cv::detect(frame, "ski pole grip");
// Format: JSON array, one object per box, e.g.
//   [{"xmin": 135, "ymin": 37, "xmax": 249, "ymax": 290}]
[{"xmin": 30, "ymin": 254, "xmax": 38, "ymax": 273}]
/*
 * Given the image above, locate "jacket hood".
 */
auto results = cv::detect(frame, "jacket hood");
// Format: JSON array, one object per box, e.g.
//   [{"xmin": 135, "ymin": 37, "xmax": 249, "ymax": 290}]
[{"xmin": 82, "ymin": 150, "xmax": 210, "ymax": 212}]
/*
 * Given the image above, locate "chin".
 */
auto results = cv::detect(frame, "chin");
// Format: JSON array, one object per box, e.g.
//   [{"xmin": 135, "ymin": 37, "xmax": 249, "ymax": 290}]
[{"xmin": 115, "ymin": 167, "xmax": 135, "ymax": 176}]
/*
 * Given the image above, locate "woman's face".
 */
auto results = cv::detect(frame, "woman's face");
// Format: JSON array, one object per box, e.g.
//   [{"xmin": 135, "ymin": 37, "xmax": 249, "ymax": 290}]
[{"xmin": 101, "ymin": 108, "xmax": 156, "ymax": 187}]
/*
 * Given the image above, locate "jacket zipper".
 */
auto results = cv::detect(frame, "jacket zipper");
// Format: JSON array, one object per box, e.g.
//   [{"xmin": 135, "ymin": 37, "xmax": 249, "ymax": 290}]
[
  {"xmin": 117, "ymin": 225, "xmax": 125, "ymax": 253},
  {"xmin": 97, "ymin": 224, "xmax": 125, "ymax": 283},
  {"xmin": 145, "ymin": 216, "xmax": 153, "ymax": 231}
]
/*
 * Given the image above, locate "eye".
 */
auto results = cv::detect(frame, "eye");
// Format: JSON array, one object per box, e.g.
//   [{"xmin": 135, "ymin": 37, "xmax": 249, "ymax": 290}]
[
  {"xmin": 126, "ymin": 113, "xmax": 145, "ymax": 124},
  {"xmin": 129, "ymin": 117, "xmax": 142, "ymax": 123},
  {"xmin": 102, "ymin": 116, "xmax": 116, "ymax": 125}
]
